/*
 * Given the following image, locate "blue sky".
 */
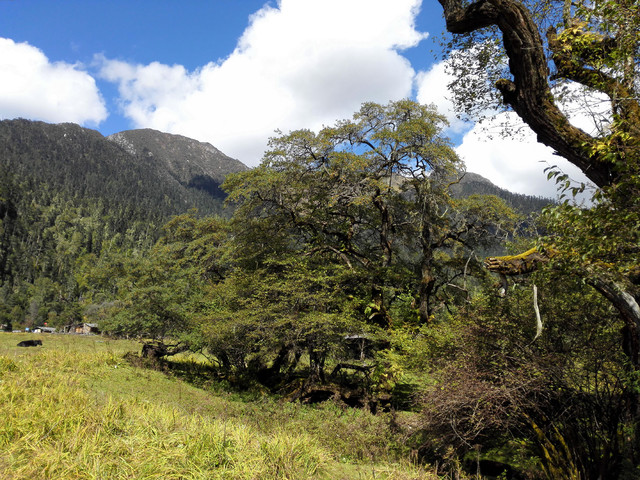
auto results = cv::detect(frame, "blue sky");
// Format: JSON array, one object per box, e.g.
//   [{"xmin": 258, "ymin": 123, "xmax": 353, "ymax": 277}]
[{"xmin": 0, "ymin": 0, "xmax": 591, "ymax": 198}]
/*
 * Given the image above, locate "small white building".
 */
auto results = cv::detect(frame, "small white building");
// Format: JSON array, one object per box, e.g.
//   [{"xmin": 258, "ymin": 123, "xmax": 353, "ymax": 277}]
[{"xmin": 33, "ymin": 326, "xmax": 57, "ymax": 333}]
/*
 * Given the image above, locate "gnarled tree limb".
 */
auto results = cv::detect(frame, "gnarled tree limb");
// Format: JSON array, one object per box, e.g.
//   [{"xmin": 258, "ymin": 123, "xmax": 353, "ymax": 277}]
[
  {"xmin": 436, "ymin": 0, "xmax": 617, "ymax": 187},
  {"xmin": 484, "ymin": 246, "xmax": 551, "ymax": 276}
]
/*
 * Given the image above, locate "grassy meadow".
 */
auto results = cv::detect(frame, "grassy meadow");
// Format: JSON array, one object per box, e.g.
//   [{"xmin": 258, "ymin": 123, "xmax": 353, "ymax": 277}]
[{"xmin": 0, "ymin": 333, "xmax": 434, "ymax": 480}]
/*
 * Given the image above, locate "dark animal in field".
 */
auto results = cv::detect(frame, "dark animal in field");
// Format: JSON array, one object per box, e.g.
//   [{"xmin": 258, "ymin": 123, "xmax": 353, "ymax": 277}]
[{"xmin": 17, "ymin": 339, "xmax": 42, "ymax": 347}]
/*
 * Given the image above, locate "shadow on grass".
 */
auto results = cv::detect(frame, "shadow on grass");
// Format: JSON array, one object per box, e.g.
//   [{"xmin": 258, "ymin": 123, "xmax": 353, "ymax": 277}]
[{"xmin": 123, "ymin": 350, "xmax": 261, "ymax": 400}]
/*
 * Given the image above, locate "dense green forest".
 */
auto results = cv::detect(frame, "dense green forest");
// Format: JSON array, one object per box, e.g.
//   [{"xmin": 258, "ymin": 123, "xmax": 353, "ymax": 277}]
[{"xmin": 0, "ymin": 120, "xmax": 246, "ymax": 331}]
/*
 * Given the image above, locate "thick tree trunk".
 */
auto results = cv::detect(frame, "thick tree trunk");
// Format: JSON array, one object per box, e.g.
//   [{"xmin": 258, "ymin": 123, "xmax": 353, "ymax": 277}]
[
  {"xmin": 367, "ymin": 190, "xmax": 394, "ymax": 328},
  {"xmin": 308, "ymin": 347, "xmax": 326, "ymax": 384},
  {"xmin": 418, "ymin": 219, "xmax": 436, "ymax": 323},
  {"xmin": 373, "ymin": 191, "xmax": 393, "ymax": 269},
  {"xmin": 141, "ymin": 341, "xmax": 188, "ymax": 361},
  {"xmin": 369, "ymin": 284, "xmax": 391, "ymax": 328},
  {"xmin": 418, "ymin": 256, "xmax": 436, "ymax": 324},
  {"xmin": 436, "ymin": 0, "xmax": 616, "ymax": 187},
  {"xmin": 587, "ymin": 275, "xmax": 640, "ymax": 367},
  {"xmin": 484, "ymin": 247, "xmax": 550, "ymax": 276}
]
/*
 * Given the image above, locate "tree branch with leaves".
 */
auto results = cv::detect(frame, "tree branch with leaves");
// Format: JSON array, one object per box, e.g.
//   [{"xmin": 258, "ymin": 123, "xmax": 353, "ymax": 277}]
[{"xmin": 436, "ymin": 0, "xmax": 639, "ymax": 188}]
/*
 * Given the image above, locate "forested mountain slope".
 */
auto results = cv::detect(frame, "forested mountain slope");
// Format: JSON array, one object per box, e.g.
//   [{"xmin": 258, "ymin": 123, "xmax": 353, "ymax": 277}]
[
  {"xmin": 452, "ymin": 172, "xmax": 553, "ymax": 215},
  {"xmin": 0, "ymin": 120, "xmax": 246, "ymax": 217},
  {"xmin": 107, "ymin": 128, "xmax": 247, "ymax": 201},
  {"xmin": 0, "ymin": 119, "xmax": 247, "ymax": 329},
  {"xmin": 0, "ymin": 117, "xmax": 544, "ymax": 331}
]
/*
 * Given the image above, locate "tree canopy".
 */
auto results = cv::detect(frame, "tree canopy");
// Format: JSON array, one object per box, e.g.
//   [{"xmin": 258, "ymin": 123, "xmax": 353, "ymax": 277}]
[{"xmin": 224, "ymin": 100, "xmax": 516, "ymax": 324}]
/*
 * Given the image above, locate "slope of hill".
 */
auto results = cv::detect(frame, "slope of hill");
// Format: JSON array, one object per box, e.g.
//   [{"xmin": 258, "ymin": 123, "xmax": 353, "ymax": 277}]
[
  {"xmin": 0, "ymin": 120, "xmax": 247, "ymax": 217},
  {"xmin": 452, "ymin": 171, "xmax": 554, "ymax": 215},
  {"xmin": 390, "ymin": 170, "xmax": 553, "ymax": 216},
  {"xmin": 0, "ymin": 333, "xmax": 430, "ymax": 479},
  {"xmin": 107, "ymin": 128, "xmax": 247, "ymax": 201},
  {"xmin": 0, "ymin": 119, "xmax": 248, "ymax": 328}
]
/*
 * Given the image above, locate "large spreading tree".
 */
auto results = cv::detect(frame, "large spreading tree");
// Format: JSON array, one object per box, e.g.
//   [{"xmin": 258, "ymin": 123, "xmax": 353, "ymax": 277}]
[
  {"xmin": 435, "ymin": 0, "xmax": 640, "ymax": 361},
  {"xmin": 429, "ymin": 0, "xmax": 640, "ymax": 476},
  {"xmin": 224, "ymin": 100, "xmax": 515, "ymax": 326}
]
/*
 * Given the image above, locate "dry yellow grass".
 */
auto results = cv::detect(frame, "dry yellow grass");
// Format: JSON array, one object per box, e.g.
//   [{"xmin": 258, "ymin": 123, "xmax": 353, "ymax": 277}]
[{"xmin": 0, "ymin": 333, "xmax": 435, "ymax": 479}]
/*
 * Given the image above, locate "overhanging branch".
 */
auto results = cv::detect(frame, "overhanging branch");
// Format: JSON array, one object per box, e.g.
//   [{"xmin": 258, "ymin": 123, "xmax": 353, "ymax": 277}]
[{"xmin": 436, "ymin": 0, "xmax": 615, "ymax": 187}]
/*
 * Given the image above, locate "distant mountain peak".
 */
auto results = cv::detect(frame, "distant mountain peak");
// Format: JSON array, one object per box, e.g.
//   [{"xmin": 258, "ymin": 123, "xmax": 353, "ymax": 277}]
[
  {"xmin": 108, "ymin": 131, "xmax": 138, "ymax": 156},
  {"xmin": 451, "ymin": 170, "xmax": 554, "ymax": 215},
  {"xmin": 458, "ymin": 171, "xmax": 496, "ymax": 187},
  {"xmin": 107, "ymin": 129, "xmax": 247, "ymax": 186},
  {"xmin": 0, "ymin": 119, "xmax": 249, "ymax": 217}
]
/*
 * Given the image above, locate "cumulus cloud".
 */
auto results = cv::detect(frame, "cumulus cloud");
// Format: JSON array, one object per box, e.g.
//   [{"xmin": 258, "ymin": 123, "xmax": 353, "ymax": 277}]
[
  {"xmin": 414, "ymin": 58, "xmax": 561, "ymax": 197},
  {"xmin": 0, "ymin": 38, "xmax": 107, "ymax": 125},
  {"xmin": 415, "ymin": 58, "xmax": 477, "ymax": 136},
  {"xmin": 416, "ymin": 55, "xmax": 609, "ymax": 200},
  {"xmin": 416, "ymin": 62, "xmax": 462, "ymax": 132},
  {"xmin": 456, "ymin": 113, "xmax": 593, "ymax": 200},
  {"xmin": 98, "ymin": 0, "xmax": 426, "ymax": 166}
]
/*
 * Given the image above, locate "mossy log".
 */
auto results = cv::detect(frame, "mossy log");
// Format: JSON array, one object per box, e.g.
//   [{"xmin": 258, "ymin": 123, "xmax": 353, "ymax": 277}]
[{"xmin": 484, "ymin": 247, "xmax": 551, "ymax": 276}]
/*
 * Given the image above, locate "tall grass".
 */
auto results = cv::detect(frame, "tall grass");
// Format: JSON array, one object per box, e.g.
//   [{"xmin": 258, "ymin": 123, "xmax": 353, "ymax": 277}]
[{"xmin": 0, "ymin": 334, "xmax": 434, "ymax": 479}]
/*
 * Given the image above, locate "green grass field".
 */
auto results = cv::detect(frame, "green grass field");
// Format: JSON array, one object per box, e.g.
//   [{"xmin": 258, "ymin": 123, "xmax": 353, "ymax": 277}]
[{"xmin": 0, "ymin": 333, "xmax": 435, "ymax": 479}]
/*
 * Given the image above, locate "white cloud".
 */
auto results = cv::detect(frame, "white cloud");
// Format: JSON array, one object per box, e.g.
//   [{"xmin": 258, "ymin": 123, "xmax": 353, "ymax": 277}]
[
  {"xmin": 99, "ymin": 0, "xmax": 426, "ymax": 166},
  {"xmin": 416, "ymin": 54, "xmax": 608, "ymax": 200},
  {"xmin": 457, "ymin": 112, "xmax": 594, "ymax": 200},
  {"xmin": 415, "ymin": 58, "xmax": 472, "ymax": 135},
  {"xmin": 416, "ymin": 63, "xmax": 454, "ymax": 126},
  {"xmin": 415, "ymin": 43, "xmax": 507, "ymax": 139},
  {"xmin": 0, "ymin": 38, "xmax": 107, "ymax": 125},
  {"xmin": 414, "ymin": 58, "xmax": 564, "ymax": 197}
]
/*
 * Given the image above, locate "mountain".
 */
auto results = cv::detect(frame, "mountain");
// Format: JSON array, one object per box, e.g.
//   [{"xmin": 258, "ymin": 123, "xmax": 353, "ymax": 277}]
[
  {"xmin": 452, "ymin": 172, "xmax": 554, "ymax": 215},
  {"xmin": 391, "ymin": 170, "xmax": 554, "ymax": 216},
  {"xmin": 0, "ymin": 119, "xmax": 249, "ymax": 328},
  {"xmin": 0, "ymin": 120, "xmax": 247, "ymax": 218},
  {"xmin": 107, "ymin": 129, "xmax": 247, "ymax": 201},
  {"xmin": 0, "ymin": 118, "xmax": 547, "ymax": 221}
]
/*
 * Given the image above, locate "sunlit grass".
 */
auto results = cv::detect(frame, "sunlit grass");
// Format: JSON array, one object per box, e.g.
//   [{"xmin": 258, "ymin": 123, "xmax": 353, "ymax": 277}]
[{"xmin": 0, "ymin": 333, "xmax": 434, "ymax": 479}]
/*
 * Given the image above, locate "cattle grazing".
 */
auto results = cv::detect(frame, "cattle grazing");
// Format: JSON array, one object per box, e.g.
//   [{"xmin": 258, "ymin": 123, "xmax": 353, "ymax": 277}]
[{"xmin": 17, "ymin": 339, "xmax": 42, "ymax": 347}]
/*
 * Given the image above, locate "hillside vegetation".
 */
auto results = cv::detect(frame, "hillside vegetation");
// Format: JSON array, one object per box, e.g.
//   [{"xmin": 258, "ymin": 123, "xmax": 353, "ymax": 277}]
[
  {"xmin": 0, "ymin": 117, "xmax": 545, "ymax": 338},
  {"xmin": 0, "ymin": 333, "xmax": 432, "ymax": 480},
  {"xmin": 0, "ymin": 120, "xmax": 246, "ymax": 331}
]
